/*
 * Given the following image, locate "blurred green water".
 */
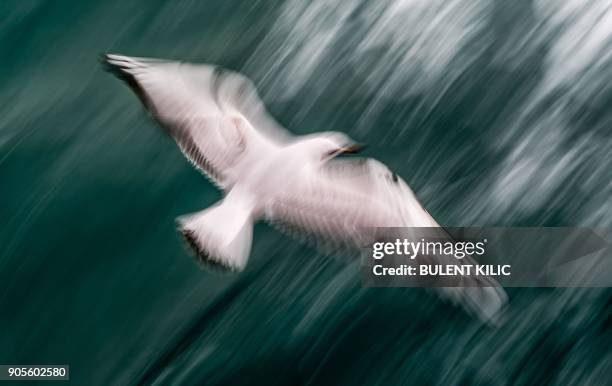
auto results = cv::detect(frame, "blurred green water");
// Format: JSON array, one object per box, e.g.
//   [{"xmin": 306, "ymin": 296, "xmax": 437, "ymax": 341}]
[{"xmin": 1, "ymin": 0, "xmax": 611, "ymax": 385}]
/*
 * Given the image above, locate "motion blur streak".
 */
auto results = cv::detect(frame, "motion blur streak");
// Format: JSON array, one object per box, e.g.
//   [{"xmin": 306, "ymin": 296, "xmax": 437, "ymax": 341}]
[{"xmin": 0, "ymin": 1, "xmax": 610, "ymax": 385}]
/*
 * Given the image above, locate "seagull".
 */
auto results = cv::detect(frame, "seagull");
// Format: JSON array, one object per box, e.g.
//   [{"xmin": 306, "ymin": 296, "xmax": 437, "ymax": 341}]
[{"xmin": 104, "ymin": 54, "xmax": 507, "ymax": 323}]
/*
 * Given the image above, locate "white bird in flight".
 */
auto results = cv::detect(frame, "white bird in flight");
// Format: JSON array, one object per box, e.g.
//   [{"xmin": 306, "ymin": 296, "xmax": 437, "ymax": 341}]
[{"xmin": 104, "ymin": 54, "xmax": 507, "ymax": 323}]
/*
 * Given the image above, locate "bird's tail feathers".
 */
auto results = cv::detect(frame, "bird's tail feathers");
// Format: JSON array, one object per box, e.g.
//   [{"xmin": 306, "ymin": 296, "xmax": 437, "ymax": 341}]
[{"xmin": 177, "ymin": 198, "xmax": 254, "ymax": 272}]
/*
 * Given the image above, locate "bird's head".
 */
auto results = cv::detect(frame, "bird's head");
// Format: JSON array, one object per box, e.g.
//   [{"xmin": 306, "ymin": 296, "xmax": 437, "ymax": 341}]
[{"xmin": 302, "ymin": 132, "xmax": 365, "ymax": 161}]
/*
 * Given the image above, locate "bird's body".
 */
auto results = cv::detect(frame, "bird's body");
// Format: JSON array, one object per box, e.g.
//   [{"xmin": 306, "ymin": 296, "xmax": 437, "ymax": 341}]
[{"xmin": 105, "ymin": 54, "xmax": 507, "ymax": 323}]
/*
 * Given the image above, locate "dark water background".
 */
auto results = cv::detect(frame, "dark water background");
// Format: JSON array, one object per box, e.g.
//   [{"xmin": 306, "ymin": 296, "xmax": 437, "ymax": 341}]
[{"xmin": 1, "ymin": 0, "xmax": 611, "ymax": 385}]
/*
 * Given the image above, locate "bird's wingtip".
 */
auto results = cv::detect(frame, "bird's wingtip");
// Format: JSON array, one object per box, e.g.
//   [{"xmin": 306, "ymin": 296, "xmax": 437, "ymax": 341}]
[
  {"xmin": 99, "ymin": 53, "xmax": 116, "ymax": 68},
  {"xmin": 101, "ymin": 53, "xmax": 128, "ymax": 76},
  {"xmin": 100, "ymin": 53, "xmax": 154, "ymax": 108},
  {"xmin": 103, "ymin": 53, "xmax": 131, "ymax": 61},
  {"xmin": 101, "ymin": 53, "xmax": 147, "ymax": 72}
]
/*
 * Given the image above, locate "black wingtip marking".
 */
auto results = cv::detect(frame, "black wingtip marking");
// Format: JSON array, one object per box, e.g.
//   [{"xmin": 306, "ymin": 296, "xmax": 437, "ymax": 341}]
[{"xmin": 101, "ymin": 54, "xmax": 151, "ymax": 110}]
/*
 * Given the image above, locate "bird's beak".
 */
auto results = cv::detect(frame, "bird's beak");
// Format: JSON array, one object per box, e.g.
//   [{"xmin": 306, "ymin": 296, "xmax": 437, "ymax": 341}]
[{"xmin": 339, "ymin": 143, "xmax": 366, "ymax": 154}]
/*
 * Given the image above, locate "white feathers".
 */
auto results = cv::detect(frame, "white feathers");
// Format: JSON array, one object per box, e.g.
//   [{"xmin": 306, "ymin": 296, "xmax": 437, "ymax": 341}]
[
  {"xmin": 106, "ymin": 54, "xmax": 507, "ymax": 323},
  {"xmin": 177, "ymin": 198, "xmax": 254, "ymax": 272},
  {"xmin": 105, "ymin": 54, "xmax": 285, "ymax": 189}
]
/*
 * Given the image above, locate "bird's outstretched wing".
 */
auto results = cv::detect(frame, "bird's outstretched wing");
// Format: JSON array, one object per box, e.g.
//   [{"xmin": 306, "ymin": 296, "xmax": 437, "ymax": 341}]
[
  {"xmin": 104, "ymin": 54, "xmax": 291, "ymax": 189},
  {"xmin": 264, "ymin": 158, "xmax": 428, "ymax": 253},
  {"xmin": 266, "ymin": 157, "xmax": 507, "ymax": 324}
]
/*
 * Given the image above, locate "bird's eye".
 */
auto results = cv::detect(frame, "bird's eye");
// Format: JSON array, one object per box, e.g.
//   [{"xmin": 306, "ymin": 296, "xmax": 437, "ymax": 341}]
[{"xmin": 391, "ymin": 173, "xmax": 398, "ymax": 183}]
